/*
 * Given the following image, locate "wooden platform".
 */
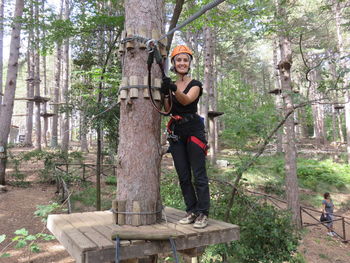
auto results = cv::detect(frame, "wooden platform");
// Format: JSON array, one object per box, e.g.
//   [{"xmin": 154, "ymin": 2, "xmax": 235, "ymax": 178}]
[{"xmin": 47, "ymin": 207, "xmax": 239, "ymax": 262}]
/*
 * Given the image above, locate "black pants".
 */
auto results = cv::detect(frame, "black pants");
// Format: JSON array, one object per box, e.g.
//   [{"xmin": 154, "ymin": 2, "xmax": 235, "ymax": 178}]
[{"xmin": 169, "ymin": 116, "xmax": 210, "ymax": 216}]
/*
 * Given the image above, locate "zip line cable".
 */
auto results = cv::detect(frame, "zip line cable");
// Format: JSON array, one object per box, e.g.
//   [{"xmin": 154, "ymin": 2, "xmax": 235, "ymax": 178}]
[{"xmin": 158, "ymin": 0, "xmax": 226, "ymax": 42}]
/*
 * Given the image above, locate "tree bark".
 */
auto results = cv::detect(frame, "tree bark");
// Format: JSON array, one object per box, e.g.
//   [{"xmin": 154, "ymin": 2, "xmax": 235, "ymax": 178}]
[
  {"xmin": 61, "ymin": 0, "xmax": 70, "ymax": 152},
  {"xmin": 333, "ymin": 0, "xmax": 350, "ymax": 162},
  {"xmin": 51, "ymin": 0, "xmax": 64, "ymax": 148},
  {"xmin": 42, "ymin": 0, "xmax": 48, "ymax": 147},
  {"xmin": 0, "ymin": 0, "xmax": 4, "ymax": 108},
  {"xmin": 273, "ymin": 38, "xmax": 283, "ymax": 153},
  {"xmin": 277, "ymin": 0, "xmax": 301, "ymax": 228},
  {"xmin": 34, "ymin": 0, "xmax": 41, "ymax": 150},
  {"xmin": 25, "ymin": 1, "xmax": 34, "ymax": 147},
  {"xmin": 310, "ymin": 68, "xmax": 326, "ymax": 146},
  {"xmin": 117, "ymin": 0, "xmax": 164, "ymax": 226},
  {"xmin": 0, "ymin": 0, "xmax": 24, "ymax": 185},
  {"xmin": 278, "ymin": 34, "xmax": 301, "ymax": 227}
]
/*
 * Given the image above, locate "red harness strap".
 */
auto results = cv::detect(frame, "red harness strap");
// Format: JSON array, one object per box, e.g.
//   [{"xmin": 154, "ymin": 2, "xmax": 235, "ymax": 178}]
[
  {"xmin": 166, "ymin": 115, "xmax": 183, "ymax": 134},
  {"xmin": 187, "ymin": 136, "xmax": 208, "ymax": 155}
]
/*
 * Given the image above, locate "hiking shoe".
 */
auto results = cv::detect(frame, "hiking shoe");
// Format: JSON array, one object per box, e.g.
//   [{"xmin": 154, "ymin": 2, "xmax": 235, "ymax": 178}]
[
  {"xmin": 193, "ymin": 213, "xmax": 208, "ymax": 229},
  {"xmin": 327, "ymin": 232, "xmax": 334, "ymax": 237},
  {"xmin": 179, "ymin": 212, "xmax": 197, "ymax": 224}
]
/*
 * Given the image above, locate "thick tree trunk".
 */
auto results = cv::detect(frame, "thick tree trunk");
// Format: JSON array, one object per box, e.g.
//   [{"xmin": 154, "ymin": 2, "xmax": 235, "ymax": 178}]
[
  {"xmin": 34, "ymin": 0, "xmax": 41, "ymax": 150},
  {"xmin": 117, "ymin": 0, "xmax": 164, "ymax": 226},
  {"xmin": 0, "ymin": 0, "xmax": 4, "ymax": 108},
  {"xmin": 61, "ymin": 0, "xmax": 70, "ymax": 152},
  {"xmin": 25, "ymin": 2, "xmax": 34, "ymax": 147},
  {"xmin": 278, "ymin": 34, "xmax": 301, "ymax": 227},
  {"xmin": 0, "ymin": 0, "xmax": 24, "ymax": 185}
]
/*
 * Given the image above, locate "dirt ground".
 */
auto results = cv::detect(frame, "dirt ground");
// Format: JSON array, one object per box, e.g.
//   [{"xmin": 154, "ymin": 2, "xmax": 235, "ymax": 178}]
[{"xmin": 0, "ymin": 149, "xmax": 350, "ymax": 263}]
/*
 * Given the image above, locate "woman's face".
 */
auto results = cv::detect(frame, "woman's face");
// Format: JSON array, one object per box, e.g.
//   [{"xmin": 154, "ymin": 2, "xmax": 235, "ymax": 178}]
[{"xmin": 174, "ymin": 53, "xmax": 191, "ymax": 75}]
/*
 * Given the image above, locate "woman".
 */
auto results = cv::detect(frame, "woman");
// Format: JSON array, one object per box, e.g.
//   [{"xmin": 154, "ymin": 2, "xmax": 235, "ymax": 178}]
[
  {"xmin": 322, "ymin": 192, "xmax": 335, "ymax": 236},
  {"xmin": 161, "ymin": 45, "xmax": 210, "ymax": 229}
]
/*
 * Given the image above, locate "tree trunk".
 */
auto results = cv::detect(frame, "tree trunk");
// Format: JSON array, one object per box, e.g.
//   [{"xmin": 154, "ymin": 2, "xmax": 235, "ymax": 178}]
[
  {"xmin": 201, "ymin": 26, "xmax": 212, "ymax": 131},
  {"xmin": 34, "ymin": 0, "xmax": 41, "ymax": 150},
  {"xmin": 117, "ymin": 0, "xmax": 164, "ymax": 226},
  {"xmin": 61, "ymin": 0, "xmax": 70, "ymax": 152},
  {"xmin": 51, "ymin": 1, "xmax": 64, "ymax": 148},
  {"xmin": 0, "ymin": 0, "xmax": 4, "ymax": 108},
  {"xmin": 277, "ymin": 0, "xmax": 301, "ymax": 227},
  {"xmin": 278, "ymin": 33, "xmax": 301, "ymax": 227},
  {"xmin": 310, "ymin": 67, "xmax": 326, "ymax": 146},
  {"xmin": 25, "ymin": 1, "xmax": 34, "ymax": 147},
  {"xmin": 80, "ymin": 113, "xmax": 89, "ymax": 152},
  {"xmin": 0, "ymin": 0, "xmax": 24, "ymax": 185},
  {"xmin": 333, "ymin": 1, "xmax": 349, "ymax": 162},
  {"xmin": 273, "ymin": 39, "xmax": 283, "ymax": 153},
  {"xmin": 42, "ymin": 0, "xmax": 48, "ymax": 147}
]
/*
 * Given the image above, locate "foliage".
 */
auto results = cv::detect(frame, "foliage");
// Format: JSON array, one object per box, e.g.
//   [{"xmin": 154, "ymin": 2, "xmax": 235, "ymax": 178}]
[
  {"xmin": 105, "ymin": 175, "xmax": 117, "ymax": 185},
  {"xmin": 7, "ymin": 150, "xmax": 84, "ymax": 185},
  {"xmin": 218, "ymin": 72, "xmax": 278, "ymax": 151},
  {"xmin": 70, "ymin": 184, "xmax": 113, "ymax": 211},
  {"xmin": 161, "ymin": 171, "xmax": 299, "ymax": 262},
  {"xmin": 297, "ymin": 159, "xmax": 350, "ymax": 191},
  {"xmin": 34, "ymin": 202, "xmax": 61, "ymax": 223},
  {"xmin": 208, "ymin": 193, "xmax": 300, "ymax": 263}
]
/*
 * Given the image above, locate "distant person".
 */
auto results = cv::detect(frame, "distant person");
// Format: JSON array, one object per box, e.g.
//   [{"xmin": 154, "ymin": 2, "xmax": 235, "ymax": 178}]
[{"xmin": 322, "ymin": 192, "xmax": 335, "ymax": 236}]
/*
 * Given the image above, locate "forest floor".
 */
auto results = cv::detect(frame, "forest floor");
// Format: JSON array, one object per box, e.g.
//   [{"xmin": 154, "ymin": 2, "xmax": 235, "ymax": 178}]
[{"xmin": 0, "ymin": 147, "xmax": 350, "ymax": 263}]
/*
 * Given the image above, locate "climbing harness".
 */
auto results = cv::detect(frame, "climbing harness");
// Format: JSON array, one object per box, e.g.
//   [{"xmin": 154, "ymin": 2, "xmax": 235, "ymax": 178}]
[{"xmin": 188, "ymin": 136, "xmax": 208, "ymax": 156}]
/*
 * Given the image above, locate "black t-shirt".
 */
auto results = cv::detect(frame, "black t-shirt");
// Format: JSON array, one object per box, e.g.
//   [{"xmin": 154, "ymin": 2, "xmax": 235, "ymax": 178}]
[{"xmin": 171, "ymin": 79, "xmax": 203, "ymax": 115}]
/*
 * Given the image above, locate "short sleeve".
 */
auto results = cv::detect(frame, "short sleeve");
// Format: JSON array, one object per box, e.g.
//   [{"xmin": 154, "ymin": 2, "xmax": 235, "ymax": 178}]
[{"xmin": 191, "ymin": 80, "xmax": 203, "ymax": 97}]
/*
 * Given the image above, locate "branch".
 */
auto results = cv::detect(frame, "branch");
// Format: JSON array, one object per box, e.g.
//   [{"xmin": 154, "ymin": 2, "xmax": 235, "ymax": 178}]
[{"xmin": 166, "ymin": 0, "xmax": 185, "ymax": 52}]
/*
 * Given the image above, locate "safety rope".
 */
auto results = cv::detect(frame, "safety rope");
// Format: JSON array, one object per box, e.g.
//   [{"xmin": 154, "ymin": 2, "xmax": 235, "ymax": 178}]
[{"xmin": 147, "ymin": 42, "xmax": 173, "ymax": 116}]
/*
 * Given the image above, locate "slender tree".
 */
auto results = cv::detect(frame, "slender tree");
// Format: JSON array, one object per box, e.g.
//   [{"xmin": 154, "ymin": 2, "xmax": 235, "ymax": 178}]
[
  {"xmin": 0, "ymin": 0, "xmax": 4, "ymax": 108},
  {"xmin": 24, "ymin": 1, "xmax": 34, "ymax": 147},
  {"xmin": 277, "ymin": 0, "xmax": 301, "ymax": 227},
  {"xmin": 51, "ymin": 0, "xmax": 64, "ymax": 148},
  {"xmin": 34, "ymin": 0, "xmax": 41, "ymax": 150},
  {"xmin": 0, "ymin": 0, "xmax": 25, "ymax": 185},
  {"xmin": 61, "ymin": 0, "xmax": 70, "ymax": 152}
]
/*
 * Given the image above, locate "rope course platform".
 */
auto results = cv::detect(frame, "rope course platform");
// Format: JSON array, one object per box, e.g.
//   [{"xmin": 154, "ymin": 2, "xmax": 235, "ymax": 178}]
[
  {"xmin": 40, "ymin": 112, "xmax": 56, "ymax": 118},
  {"xmin": 208, "ymin": 111, "xmax": 224, "ymax": 118},
  {"xmin": 47, "ymin": 207, "xmax": 239, "ymax": 263},
  {"xmin": 14, "ymin": 96, "xmax": 51, "ymax": 103}
]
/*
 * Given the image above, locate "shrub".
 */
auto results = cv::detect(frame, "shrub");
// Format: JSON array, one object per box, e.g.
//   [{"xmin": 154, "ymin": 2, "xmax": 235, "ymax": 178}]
[{"xmin": 202, "ymin": 193, "xmax": 300, "ymax": 263}]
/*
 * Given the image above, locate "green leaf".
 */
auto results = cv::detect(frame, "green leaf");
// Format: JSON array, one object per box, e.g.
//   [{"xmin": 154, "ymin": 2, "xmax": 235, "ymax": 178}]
[
  {"xmin": 0, "ymin": 234, "xmax": 6, "ymax": 243},
  {"xmin": 15, "ymin": 240, "xmax": 27, "ymax": 249},
  {"xmin": 14, "ymin": 228, "xmax": 28, "ymax": 236},
  {"xmin": 0, "ymin": 253, "xmax": 11, "ymax": 258},
  {"xmin": 25, "ymin": 235, "xmax": 37, "ymax": 241},
  {"xmin": 30, "ymin": 244, "xmax": 41, "ymax": 253}
]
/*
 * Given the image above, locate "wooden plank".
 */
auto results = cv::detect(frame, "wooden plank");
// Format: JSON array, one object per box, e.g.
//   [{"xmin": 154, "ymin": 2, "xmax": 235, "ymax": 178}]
[
  {"xmin": 118, "ymin": 200, "xmax": 126, "ymax": 225},
  {"xmin": 47, "ymin": 215, "xmax": 96, "ymax": 263},
  {"xmin": 66, "ymin": 213, "xmax": 114, "ymax": 249}
]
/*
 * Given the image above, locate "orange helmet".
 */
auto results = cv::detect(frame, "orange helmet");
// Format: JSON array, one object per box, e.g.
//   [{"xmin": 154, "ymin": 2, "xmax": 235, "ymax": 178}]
[{"xmin": 170, "ymin": 45, "xmax": 193, "ymax": 61}]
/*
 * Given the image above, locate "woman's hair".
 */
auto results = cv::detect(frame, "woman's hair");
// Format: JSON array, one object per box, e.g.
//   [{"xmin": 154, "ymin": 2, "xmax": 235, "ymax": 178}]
[{"xmin": 324, "ymin": 192, "xmax": 330, "ymax": 199}]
